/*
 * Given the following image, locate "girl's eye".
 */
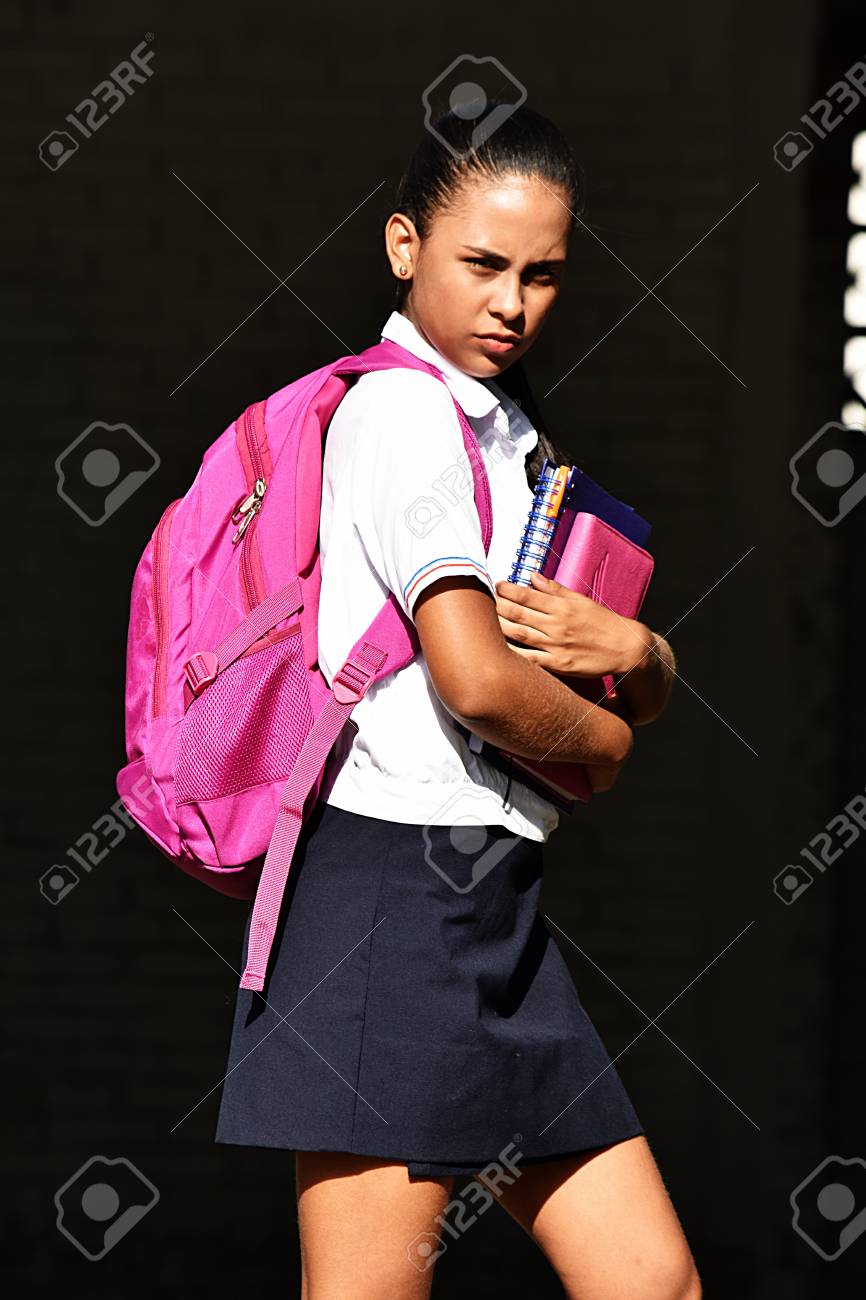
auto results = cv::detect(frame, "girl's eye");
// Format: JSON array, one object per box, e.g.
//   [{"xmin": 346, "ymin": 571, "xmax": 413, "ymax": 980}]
[{"xmin": 465, "ymin": 257, "xmax": 559, "ymax": 285}]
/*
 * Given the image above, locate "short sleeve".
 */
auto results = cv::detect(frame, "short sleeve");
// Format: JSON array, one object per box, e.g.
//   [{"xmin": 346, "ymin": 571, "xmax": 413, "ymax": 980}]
[{"xmin": 348, "ymin": 370, "xmax": 495, "ymax": 622}]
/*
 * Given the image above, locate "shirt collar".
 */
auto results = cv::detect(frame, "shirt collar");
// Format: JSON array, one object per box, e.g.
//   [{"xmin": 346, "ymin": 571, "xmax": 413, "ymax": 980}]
[{"xmin": 379, "ymin": 310, "xmax": 536, "ymax": 455}]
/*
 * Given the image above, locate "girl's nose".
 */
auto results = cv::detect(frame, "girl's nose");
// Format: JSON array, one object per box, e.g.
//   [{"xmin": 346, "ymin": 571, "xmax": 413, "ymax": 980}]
[{"xmin": 487, "ymin": 275, "xmax": 524, "ymax": 320}]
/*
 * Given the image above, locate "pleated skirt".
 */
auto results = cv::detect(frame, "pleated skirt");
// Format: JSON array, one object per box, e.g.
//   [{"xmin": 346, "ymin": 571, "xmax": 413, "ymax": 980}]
[{"xmin": 214, "ymin": 799, "xmax": 644, "ymax": 1178}]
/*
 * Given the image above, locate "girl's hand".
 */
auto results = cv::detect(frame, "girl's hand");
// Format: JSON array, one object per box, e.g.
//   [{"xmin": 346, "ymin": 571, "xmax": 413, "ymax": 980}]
[{"xmin": 495, "ymin": 572, "xmax": 652, "ymax": 679}]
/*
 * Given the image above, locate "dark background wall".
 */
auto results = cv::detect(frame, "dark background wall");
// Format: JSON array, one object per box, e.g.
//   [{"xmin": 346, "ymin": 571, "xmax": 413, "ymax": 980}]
[{"xmin": 7, "ymin": 0, "xmax": 866, "ymax": 1294}]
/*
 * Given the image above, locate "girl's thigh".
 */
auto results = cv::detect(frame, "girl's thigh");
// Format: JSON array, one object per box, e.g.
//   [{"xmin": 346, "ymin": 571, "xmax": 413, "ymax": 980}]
[
  {"xmin": 478, "ymin": 1135, "xmax": 701, "ymax": 1300},
  {"xmin": 295, "ymin": 1151, "xmax": 454, "ymax": 1300}
]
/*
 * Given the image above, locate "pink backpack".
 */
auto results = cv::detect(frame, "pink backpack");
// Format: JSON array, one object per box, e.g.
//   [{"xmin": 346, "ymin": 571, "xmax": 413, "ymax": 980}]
[{"xmin": 115, "ymin": 339, "xmax": 493, "ymax": 992}]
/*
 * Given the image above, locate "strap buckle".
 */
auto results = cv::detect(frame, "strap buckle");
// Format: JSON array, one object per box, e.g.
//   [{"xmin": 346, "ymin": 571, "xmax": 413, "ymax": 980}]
[
  {"xmin": 184, "ymin": 650, "xmax": 219, "ymax": 696},
  {"xmin": 332, "ymin": 656, "xmax": 378, "ymax": 705}
]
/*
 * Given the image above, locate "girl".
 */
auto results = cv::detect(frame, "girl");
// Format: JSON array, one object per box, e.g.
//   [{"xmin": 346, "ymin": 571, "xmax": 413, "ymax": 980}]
[{"xmin": 215, "ymin": 104, "xmax": 699, "ymax": 1299}]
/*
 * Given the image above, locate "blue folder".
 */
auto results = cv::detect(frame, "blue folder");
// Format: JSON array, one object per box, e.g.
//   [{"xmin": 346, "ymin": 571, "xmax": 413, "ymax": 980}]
[{"xmin": 557, "ymin": 465, "xmax": 652, "ymax": 548}]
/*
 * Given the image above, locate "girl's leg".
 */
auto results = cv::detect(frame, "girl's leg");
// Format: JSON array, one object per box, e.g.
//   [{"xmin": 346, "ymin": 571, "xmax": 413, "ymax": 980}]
[
  {"xmin": 295, "ymin": 1151, "xmax": 454, "ymax": 1300},
  {"xmin": 477, "ymin": 1135, "xmax": 701, "ymax": 1300}
]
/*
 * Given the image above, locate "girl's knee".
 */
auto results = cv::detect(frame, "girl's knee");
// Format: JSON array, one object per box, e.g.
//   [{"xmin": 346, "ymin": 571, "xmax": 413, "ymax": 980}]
[
  {"xmin": 676, "ymin": 1259, "xmax": 702, "ymax": 1300},
  {"xmin": 555, "ymin": 1242, "xmax": 701, "ymax": 1300},
  {"xmin": 642, "ymin": 1247, "xmax": 702, "ymax": 1300}
]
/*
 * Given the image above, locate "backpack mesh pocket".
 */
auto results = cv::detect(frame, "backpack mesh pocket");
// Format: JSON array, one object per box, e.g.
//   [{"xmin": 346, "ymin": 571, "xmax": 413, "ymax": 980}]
[{"xmin": 174, "ymin": 628, "xmax": 313, "ymax": 804}]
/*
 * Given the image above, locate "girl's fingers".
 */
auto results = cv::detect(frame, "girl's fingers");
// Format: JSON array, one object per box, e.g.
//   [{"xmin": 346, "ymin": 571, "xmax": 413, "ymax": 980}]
[
  {"xmin": 502, "ymin": 641, "xmax": 560, "ymax": 670},
  {"xmin": 496, "ymin": 614, "xmax": 545, "ymax": 646},
  {"xmin": 494, "ymin": 581, "xmax": 559, "ymax": 619}
]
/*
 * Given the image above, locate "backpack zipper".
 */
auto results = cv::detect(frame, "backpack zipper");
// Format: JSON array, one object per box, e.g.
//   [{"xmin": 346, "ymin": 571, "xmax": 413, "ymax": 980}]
[
  {"xmin": 245, "ymin": 402, "xmax": 265, "ymax": 481},
  {"xmin": 230, "ymin": 403, "xmax": 268, "ymax": 611},
  {"xmin": 151, "ymin": 498, "xmax": 182, "ymax": 718},
  {"xmin": 233, "ymin": 479, "xmax": 266, "ymax": 610}
]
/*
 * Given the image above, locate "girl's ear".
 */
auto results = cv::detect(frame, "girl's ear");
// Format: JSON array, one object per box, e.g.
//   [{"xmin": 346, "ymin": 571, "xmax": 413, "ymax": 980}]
[{"xmin": 384, "ymin": 212, "xmax": 418, "ymax": 282}]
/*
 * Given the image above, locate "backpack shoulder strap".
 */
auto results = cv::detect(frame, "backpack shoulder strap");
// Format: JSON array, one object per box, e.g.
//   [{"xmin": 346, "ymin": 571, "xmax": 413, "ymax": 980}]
[
  {"xmin": 332, "ymin": 336, "xmax": 496, "ymax": 691},
  {"xmin": 335, "ymin": 339, "xmax": 493, "ymax": 552}
]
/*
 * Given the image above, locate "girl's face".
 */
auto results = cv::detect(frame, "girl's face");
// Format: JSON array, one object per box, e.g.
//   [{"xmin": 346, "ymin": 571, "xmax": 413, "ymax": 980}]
[{"xmin": 388, "ymin": 173, "xmax": 571, "ymax": 379}]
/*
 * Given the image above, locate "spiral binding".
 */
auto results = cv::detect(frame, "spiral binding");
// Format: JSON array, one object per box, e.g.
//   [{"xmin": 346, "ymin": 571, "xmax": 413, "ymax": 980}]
[{"xmin": 509, "ymin": 458, "xmax": 566, "ymax": 584}]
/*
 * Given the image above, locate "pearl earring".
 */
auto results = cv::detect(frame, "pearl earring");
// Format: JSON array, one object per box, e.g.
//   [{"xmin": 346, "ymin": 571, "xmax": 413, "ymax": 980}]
[{"xmin": 399, "ymin": 265, "xmax": 408, "ymax": 276}]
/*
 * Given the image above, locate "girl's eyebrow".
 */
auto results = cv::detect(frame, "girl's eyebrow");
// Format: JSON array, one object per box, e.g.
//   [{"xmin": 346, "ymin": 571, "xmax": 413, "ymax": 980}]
[{"xmin": 461, "ymin": 244, "xmax": 565, "ymax": 269}]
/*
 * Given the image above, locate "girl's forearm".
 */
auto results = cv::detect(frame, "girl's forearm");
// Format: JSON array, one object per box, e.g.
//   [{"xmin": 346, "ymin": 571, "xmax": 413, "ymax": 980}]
[{"xmin": 451, "ymin": 648, "xmax": 633, "ymax": 766}]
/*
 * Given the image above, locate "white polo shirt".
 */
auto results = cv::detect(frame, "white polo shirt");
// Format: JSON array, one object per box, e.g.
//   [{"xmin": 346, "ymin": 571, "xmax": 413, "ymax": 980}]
[{"xmin": 316, "ymin": 310, "xmax": 560, "ymax": 842}]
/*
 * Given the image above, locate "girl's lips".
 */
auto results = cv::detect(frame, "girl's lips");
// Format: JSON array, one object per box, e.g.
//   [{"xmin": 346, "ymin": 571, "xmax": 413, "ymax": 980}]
[{"xmin": 476, "ymin": 335, "xmax": 519, "ymax": 354}]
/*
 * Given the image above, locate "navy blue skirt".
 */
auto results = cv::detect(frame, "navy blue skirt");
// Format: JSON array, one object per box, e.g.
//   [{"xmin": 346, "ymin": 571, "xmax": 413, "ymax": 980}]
[{"xmin": 214, "ymin": 800, "xmax": 644, "ymax": 1178}]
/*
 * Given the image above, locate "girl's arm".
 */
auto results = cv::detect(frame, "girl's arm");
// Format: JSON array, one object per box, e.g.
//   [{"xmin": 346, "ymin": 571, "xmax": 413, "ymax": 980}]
[
  {"xmin": 609, "ymin": 628, "xmax": 676, "ymax": 727},
  {"xmin": 494, "ymin": 573, "xmax": 676, "ymax": 726},
  {"xmin": 414, "ymin": 577, "xmax": 633, "ymax": 767}
]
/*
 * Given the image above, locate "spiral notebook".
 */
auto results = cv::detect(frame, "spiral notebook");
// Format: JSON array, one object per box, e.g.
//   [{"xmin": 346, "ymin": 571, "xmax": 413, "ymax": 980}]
[
  {"xmin": 456, "ymin": 459, "xmax": 654, "ymax": 813},
  {"xmin": 509, "ymin": 460, "xmax": 652, "ymax": 583}
]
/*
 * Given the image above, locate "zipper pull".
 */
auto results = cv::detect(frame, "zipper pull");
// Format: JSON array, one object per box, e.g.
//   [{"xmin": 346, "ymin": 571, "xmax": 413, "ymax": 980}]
[
  {"xmin": 230, "ymin": 479, "xmax": 268, "ymax": 526},
  {"xmin": 231, "ymin": 492, "xmax": 256, "ymax": 523},
  {"xmin": 232, "ymin": 503, "xmax": 260, "ymax": 544}
]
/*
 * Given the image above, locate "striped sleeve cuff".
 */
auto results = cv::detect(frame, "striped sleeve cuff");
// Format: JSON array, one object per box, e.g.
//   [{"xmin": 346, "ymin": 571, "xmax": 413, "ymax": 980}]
[{"xmin": 403, "ymin": 555, "xmax": 495, "ymax": 615}]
